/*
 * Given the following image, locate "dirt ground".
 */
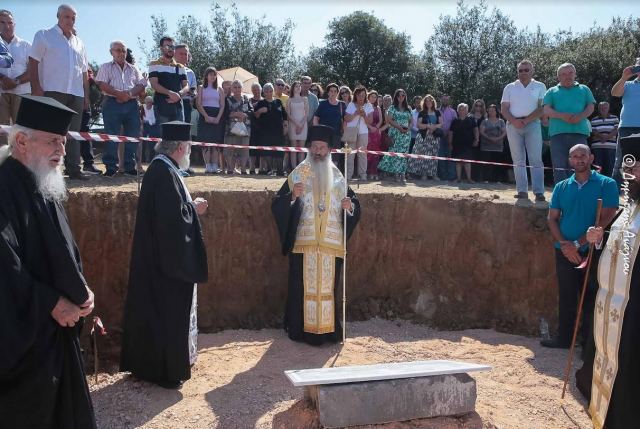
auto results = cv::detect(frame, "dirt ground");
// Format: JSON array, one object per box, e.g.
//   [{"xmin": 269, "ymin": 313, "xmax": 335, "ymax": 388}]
[
  {"xmin": 66, "ymin": 166, "xmax": 551, "ymax": 208},
  {"xmin": 90, "ymin": 318, "xmax": 592, "ymax": 429}
]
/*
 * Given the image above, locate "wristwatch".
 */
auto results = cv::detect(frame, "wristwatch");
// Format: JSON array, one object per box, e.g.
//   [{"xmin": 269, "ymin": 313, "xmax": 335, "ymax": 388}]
[{"xmin": 573, "ymin": 240, "xmax": 580, "ymax": 249}]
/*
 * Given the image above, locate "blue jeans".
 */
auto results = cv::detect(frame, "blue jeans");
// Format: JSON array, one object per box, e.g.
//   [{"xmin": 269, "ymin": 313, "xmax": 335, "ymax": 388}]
[
  {"xmin": 154, "ymin": 101, "xmax": 184, "ymax": 125},
  {"xmin": 506, "ymin": 121, "xmax": 544, "ymax": 194},
  {"xmin": 613, "ymin": 127, "xmax": 640, "ymax": 187},
  {"xmin": 592, "ymin": 148, "xmax": 616, "ymax": 177},
  {"xmin": 550, "ymin": 133, "xmax": 588, "ymax": 184},
  {"xmin": 437, "ymin": 136, "xmax": 456, "ymax": 180},
  {"xmin": 102, "ymin": 98, "xmax": 140, "ymax": 173}
]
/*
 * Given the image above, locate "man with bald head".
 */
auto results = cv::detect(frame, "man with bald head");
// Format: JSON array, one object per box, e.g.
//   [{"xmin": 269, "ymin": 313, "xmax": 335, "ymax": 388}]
[
  {"xmin": 29, "ymin": 4, "xmax": 90, "ymax": 180},
  {"xmin": 95, "ymin": 39, "xmax": 146, "ymax": 177},
  {"xmin": 544, "ymin": 144, "xmax": 619, "ymax": 349},
  {"xmin": 0, "ymin": 95, "xmax": 96, "ymax": 427}
]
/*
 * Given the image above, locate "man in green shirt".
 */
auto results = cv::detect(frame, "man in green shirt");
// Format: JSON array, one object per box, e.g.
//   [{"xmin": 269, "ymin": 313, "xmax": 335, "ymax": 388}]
[{"xmin": 543, "ymin": 63, "xmax": 596, "ymax": 184}]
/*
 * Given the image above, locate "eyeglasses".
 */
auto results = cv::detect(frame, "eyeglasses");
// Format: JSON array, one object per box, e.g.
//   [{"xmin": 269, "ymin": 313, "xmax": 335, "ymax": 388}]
[
  {"xmin": 275, "ymin": 83, "xmax": 285, "ymax": 87},
  {"xmin": 112, "ymin": 48, "xmax": 127, "ymax": 53},
  {"xmin": 518, "ymin": 68, "xmax": 530, "ymax": 73},
  {"xmin": 163, "ymin": 45, "xmax": 175, "ymax": 50}
]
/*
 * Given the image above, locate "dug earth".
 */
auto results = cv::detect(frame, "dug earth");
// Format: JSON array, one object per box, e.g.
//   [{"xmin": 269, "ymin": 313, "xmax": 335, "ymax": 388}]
[{"xmin": 66, "ymin": 175, "xmax": 557, "ymax": 358}]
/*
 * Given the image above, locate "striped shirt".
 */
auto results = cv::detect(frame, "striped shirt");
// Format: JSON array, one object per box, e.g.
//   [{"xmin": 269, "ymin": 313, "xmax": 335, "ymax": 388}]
[
  {"xmin": 590, "ymin": 115, "xmax": 619, "ymax": 149},
  {"xmin": 148, "ymin": 58, "xmax": 187, "ymax": 104},
  {"xmin": 95, "ymin": 60, "xmax": 145, "ymax": 94}
]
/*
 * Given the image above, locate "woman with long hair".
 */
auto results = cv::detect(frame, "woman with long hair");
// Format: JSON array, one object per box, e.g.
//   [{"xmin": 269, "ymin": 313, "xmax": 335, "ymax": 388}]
[
  {"xmin": 377, "ymin": 89, "xmax": 412, "ymax": 183},
  {"xmin": 196, "ymin": 67, "xmax": 225, "ymax": 174},
  {"xmin": 366, "ymin": 90, "xmax": 384, "ymax": 180},
  {"xmin": 343, "ymin": 85, "xmax": 373, "ymax": 180},
  {"xmin": 286, "ymin": 81, "xmax": 309, "ymax": 169},
  {"xmin": 407, "ymin": 94, "xmax": 443, "ymax": 180}
]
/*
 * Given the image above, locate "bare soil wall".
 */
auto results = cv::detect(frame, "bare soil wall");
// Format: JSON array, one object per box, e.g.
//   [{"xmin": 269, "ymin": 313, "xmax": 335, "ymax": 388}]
[{"xmin": 66, "ymin": 181, "xmax": 556, "ymax": 347}]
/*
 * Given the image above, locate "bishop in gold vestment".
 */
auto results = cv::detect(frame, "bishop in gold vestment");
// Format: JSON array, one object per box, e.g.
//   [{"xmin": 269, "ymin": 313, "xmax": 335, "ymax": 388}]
[{"xmin": 272, "ymin": 125, "xmax": 360, "ymax": 345}]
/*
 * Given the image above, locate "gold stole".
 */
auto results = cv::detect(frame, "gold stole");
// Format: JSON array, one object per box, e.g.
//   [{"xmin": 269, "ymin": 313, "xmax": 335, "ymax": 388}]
[
  {"xmin": 288, "ymin": 161, "xmax": 345, "ymax": 334},
  {"xmin": 590, "ymin": 203, "xmax": 640, "ymax": 428}
]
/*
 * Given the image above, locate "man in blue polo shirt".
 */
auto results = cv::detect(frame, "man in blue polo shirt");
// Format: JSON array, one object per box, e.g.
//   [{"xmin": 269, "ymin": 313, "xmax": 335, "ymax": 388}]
[{"xmin": 544, "ymin": 144, "xmax": 619, "ymax": 348}]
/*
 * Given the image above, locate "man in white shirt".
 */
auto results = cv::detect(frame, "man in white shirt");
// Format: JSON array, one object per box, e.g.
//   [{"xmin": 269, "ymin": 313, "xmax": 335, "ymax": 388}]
[
  {"xmin": 501, "ymin": 59, "xmax": 547, "ymax": 202},
  {"xmin": 28, "ymin": 4, "xmax": 90, "ymax": 180},
  {"xmin": 0, "ymin": 10, "xmax": 30, "ymax": 127}
]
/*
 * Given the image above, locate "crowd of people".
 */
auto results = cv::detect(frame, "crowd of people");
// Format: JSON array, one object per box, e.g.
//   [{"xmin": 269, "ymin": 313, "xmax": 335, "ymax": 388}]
[
  {"xmin": 1, "ymin": 4, "xmax": 640, "ymax": 429},
  {"xmin": 2, "ymin": 5, "xmax": 639, "ymax": 199}
]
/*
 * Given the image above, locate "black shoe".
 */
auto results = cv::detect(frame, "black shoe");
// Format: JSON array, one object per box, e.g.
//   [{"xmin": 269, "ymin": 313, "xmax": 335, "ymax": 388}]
[
  {"xmin": 535, "ymin": 193, "xmax": 546, "ymax": 202},
  {"xmin": 540, "ymin": 338, "xmax": 570, "ymax": 349},
  {"xmin": 124, "ymin": 170, "xmax": 138, "ymax": 176},
  {"xmin": 67, "ymin": 172, "xmax": 90, "ymax": 181},
  {"xmin": 103, "ymin": 170, "xmax": 118, "ymax": 178},
  {"xmin": 83, "ymin": 165, "xmax": 102, "ymax": 175},
  {"xmin": 155, "ymin": 379, "xmax": 183, "ymax": 389},
  {"xmin": 514, "ymin": 192, "xmax": 528, "ymax": 199}
]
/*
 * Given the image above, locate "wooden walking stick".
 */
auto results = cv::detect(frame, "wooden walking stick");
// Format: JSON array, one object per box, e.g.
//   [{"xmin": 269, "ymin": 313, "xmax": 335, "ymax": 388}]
[{"xmin": 561, "ymin": 198, "xmax": 602, "ymax": 399}]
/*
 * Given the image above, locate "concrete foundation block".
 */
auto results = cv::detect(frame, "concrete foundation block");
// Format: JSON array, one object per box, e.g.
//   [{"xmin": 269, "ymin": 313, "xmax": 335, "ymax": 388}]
[{"xmin": 305, "ymin": 373, "xmax": 477, "ymax": 428}]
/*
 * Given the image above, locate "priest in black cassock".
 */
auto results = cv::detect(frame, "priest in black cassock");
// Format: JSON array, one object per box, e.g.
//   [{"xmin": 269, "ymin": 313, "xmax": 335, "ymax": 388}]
[
  {"xmin": 272, "ymin": 125, "xmax": 361, "ymax": 345},
  {"xmin": 120, "ymin": 121, "xmax": 208, "ymax": 389},
  {"xmin": 0, "ymin": 95, "xmax": 96, "ymax": 428},
  {"xmin": 579, "ymin": 133, "xmax": 640, "ymax": 429}
]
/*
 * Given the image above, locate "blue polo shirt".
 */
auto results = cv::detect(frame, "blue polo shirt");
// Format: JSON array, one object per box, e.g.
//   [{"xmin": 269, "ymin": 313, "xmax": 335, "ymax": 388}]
[
  {"xmin": 620, "ymin": 80, "xmax": 640, "ymax": 128},
  {"xmin": 550, "ymin": 170, "xmax": 619, "ymax": 249}
]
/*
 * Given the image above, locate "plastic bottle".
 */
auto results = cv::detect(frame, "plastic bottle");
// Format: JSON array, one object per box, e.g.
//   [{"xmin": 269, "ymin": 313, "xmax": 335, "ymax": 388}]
[{"xmin": 539, "ymin": 317, "xmax": 550, "ymax": 341}]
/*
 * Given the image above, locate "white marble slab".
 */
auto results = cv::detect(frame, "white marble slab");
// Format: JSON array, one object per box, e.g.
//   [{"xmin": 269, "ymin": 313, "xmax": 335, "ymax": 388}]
[{"xmin": 285, "ymin": 360, "xmax": 491, "ymax": 387}]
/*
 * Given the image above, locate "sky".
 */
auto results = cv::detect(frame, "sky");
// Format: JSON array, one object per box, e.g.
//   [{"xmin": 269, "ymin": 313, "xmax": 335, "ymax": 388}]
[{"xmin": 4, "ymin": 0, "xmax": 639, "ymax": 66}]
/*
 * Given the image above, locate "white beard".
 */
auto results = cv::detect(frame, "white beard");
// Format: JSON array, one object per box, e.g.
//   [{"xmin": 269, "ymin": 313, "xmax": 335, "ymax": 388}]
[
  {"xmin": 28, "ymin": 157, "xmax": 67, "ymax": 203},
  {"xmin": 178, "ymin": 146, "xmax": 191, "ymax": 170},
  {"xmin": 308, "ymin": 153, "xmax": 333, "ymax": 196},
  {"xmin": 0, "ymin": 145, "xmax": 10, "ymax": 165}
]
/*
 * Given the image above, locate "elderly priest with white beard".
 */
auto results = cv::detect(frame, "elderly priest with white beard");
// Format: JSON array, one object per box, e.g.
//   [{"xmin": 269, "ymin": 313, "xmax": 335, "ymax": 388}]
[
  {"xmin": 120, "ymin": 121, "xmax": 208, "ymax": 390},
  {"xmin": 0, "ymin": 95, "xmax": 97, "ymax": 428},
  {"xmin": 272, "ymin": 125, "xmax": 361, "ymax": 345}
]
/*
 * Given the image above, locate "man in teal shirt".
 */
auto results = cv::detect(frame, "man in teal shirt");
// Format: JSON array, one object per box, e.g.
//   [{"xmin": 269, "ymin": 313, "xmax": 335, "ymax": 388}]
[
  {"xmin": 544, "ymin": 144, "xmax": 619, "ymax": 348},
  {"xmin": 544, "ymin": 63, "xmax": 596, "ymax": 184}
]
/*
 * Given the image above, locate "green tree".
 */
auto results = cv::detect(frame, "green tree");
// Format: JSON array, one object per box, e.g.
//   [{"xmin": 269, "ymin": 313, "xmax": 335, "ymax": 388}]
[
  {"xmin": 305, "ymin": 11, "xmax": 413, "ymax": 95},
  {"xmin": 426, "ymin": 0, "xmax": 527, "ymax": 105},
  {"xmin": 138, "ymin": 2, "xmax": 295, "ymax": 83}
]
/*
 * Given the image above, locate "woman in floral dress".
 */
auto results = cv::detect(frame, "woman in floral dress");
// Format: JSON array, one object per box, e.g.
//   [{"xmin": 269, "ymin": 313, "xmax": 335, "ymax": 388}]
[{"xmin": 378, "ymin": 88, "xmax": 412, "ymax": 183}]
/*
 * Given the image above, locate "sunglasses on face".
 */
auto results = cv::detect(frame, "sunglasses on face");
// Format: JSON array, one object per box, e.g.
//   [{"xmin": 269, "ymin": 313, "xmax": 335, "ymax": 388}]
[
  {"xmin": 398, "ymin": 93, "xmax": 406, "ymax": 97},
  {"xmin": 276, "ymin": 83, "xmax": 285, "ymax": 87},
  {"xmin": 163, "ymin": 45, "xmax": 175, "ymax": 50}
]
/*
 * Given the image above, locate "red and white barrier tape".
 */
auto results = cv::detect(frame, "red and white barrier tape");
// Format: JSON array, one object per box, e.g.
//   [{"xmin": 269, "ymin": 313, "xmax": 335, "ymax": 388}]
[{"xmin": 0, "ymin": 125, "xmax": 584, "ymax": 171}]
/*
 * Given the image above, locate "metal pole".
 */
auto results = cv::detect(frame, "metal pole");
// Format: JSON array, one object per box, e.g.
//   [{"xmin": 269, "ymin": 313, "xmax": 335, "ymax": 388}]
[{"xmin": 342, "ymin": 144, "xmax": 349, "ymax": 344}]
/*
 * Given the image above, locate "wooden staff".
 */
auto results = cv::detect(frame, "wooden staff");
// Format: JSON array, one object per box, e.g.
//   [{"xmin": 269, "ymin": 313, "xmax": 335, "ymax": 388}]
[{"xmin": 561, "ymin": 198, "xmax": 602, "ymax": 399}]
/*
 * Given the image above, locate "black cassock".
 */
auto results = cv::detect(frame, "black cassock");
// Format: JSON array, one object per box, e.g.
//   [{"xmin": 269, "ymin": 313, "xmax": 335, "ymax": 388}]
[
  {"xmin": 0, "ymin": 157, "xmax": 96, "ymax": 428},
  {"xmin": 271, "ymin": 181, "xmax": 360, "ymax": 345},
  {"xmin": 120, "ymin": 156, "xmax": 208, "ymax": 383},
  {"xmin": 576, "ymin": 226, "xmax": 639, "ymax": 429}
]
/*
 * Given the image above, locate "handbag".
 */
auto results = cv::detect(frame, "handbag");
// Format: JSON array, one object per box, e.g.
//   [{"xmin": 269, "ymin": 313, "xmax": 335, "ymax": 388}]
[
  {"xmin": 230, "ymin": 121, "xmax": 249, "ymax": 137},
  {"xmin": 341, "ymin": 113, "xmax": 361, "ymax": 144}
]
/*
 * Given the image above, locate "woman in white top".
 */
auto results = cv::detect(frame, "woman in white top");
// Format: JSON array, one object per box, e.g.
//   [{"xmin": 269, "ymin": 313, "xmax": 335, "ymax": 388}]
[
  {"xmin": 286, "ymin": 81, "xmax": 309, "ymax": 169},
  {"xmin": 344, "ymin": 85, "xmax": 373, "ymax": 180},
  {"xmin": 196, "ymin": 67, "xmax": 225, "ymax": 174}
]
